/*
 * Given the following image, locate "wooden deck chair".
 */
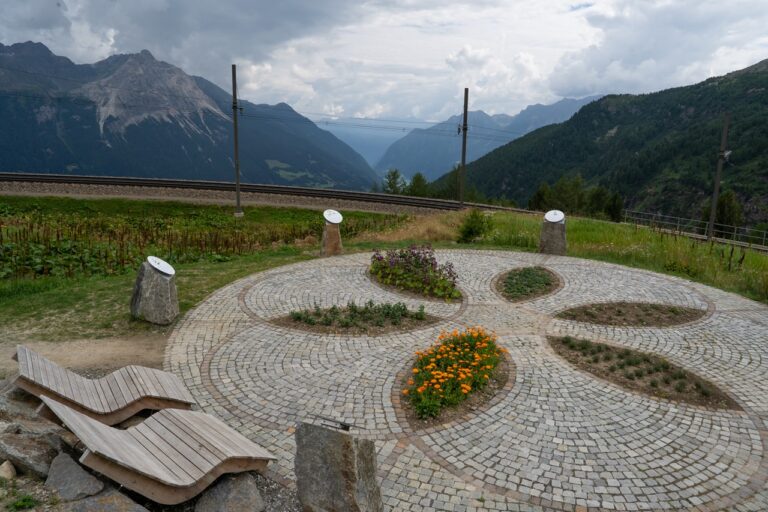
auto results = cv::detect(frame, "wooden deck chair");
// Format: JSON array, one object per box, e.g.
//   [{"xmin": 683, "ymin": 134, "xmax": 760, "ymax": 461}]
[
  {"xmin": 41, "ymin": 396, "xmax": 276, "ymax": 505},
  {"xmin": 13, "ymin": 345, "xmax": 195, "ymax": 426}
]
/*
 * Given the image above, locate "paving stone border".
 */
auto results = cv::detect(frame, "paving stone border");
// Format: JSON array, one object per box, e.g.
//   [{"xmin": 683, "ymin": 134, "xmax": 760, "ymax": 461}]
[{"xmin": 166, "ymin": 250, "xmax": 768, "ymax": 511}]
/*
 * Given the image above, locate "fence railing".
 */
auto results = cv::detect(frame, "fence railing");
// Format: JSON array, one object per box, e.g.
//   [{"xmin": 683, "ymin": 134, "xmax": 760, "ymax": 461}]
[{"xmin": 623, "ymin": 210, "xmax": 768, "ymax": 249}]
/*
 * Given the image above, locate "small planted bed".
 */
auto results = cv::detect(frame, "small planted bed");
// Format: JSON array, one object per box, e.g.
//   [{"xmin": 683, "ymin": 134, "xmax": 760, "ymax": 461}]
[
  {"xmin": 496, "ymin": 266, "xmax": 559, "ymax": 301},
  {"xmin": 549, "ymin": 336, "xmax": 740, "ymax": 410},
  {"xmin": 275, "ymin": 300, "xmax": 436, "ymax": 335},
  {"xmin": 556, "ymin": 302, "xmax": 706, "ymax": 327},
  {"xmin": 370, "ymin": 245, "xmax": 461, "ymax": 301},
  {"xmin": 402, "ymin": 327, "xmax": 510, "ymax": 427}
]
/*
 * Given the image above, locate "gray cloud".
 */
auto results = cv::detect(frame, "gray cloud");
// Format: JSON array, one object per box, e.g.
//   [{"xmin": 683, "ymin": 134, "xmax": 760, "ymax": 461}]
[{"xmin": 550, "ymin": 0, "xmax": 768, "ymax": 97}]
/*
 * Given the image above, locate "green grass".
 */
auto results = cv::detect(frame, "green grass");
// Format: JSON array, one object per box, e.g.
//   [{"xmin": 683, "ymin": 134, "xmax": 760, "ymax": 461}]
[
  {"xmin": 484, "ymin": 212, "xmax": 768, "ymax": 303},
  {"xmin": 0, "ymin": 246, "xmax": 311, "ymax": 341}
]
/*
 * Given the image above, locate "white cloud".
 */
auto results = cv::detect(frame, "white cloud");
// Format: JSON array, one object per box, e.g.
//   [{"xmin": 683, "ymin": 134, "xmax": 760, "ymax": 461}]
[{"xmin": 549, "ymin": 0, "xmax": 768, "ymax": 97}]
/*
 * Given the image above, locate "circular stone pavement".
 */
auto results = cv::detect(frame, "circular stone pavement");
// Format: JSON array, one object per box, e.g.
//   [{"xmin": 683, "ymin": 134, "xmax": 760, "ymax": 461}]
[{"xmin": 165, "ymin": 250, "xmax": 768, "ymax": 512}]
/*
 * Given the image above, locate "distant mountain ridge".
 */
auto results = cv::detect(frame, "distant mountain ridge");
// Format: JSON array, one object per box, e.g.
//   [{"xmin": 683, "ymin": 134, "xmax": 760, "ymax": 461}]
[
  {"xmin": 0, "ymin": 42, "xmax": 378, "ymax": 189},
  {"xmin": 374, "ymin": 96, "xmax": 600, "ymax": 181},
  {"xmin": 457, "ymin": 59, "xmax": 768, "ymax": 223}
]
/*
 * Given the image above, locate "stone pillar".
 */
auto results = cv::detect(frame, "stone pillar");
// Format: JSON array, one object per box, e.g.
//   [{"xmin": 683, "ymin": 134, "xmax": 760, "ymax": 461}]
[
  {"xmin": 539, "ymin": 210, "xmax": 567, "ymax": 256},
  {"xmin": 295, "ymin": 422, "xmax": 383, "ymax": 512},
  {"xmin": 130, "ymin": 257, "xmax": 179, "ymax": 325},
  {"xmin": 321, "ymin": 222, "xmax": 343, "ymax": 256}
]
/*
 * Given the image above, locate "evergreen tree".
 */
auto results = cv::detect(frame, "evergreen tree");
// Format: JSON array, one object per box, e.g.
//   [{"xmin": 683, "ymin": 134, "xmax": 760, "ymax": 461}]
[
  {"xmin": 383, "ymin": 168, "xmax": 406, "ymax": 195},
  {"xmin": 407, "ymin": 172, "xmax": 430, "ymax": 197}
]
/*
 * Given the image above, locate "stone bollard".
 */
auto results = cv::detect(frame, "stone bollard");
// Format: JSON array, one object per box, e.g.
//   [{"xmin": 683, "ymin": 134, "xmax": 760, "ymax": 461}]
[
  {"xmin": 321, "ymin": 209, "xmax": 344, "ymax": 257},
  {"xmin": 539, "ymin": 210, "xmax": 567, "ymax": 256},
  {"xmin": 130, "ymin": 256, "xmax": 179, "ymax": 325},
  {"xmin": 295, "ymin": 422, "xmax": 383, "ymax": 512}
]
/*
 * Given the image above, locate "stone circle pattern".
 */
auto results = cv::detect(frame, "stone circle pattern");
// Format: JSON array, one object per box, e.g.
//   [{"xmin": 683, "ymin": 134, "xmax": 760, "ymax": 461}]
[{"xmin": 165, "ymin": 250, "xmax": 768, "ymax": 511}]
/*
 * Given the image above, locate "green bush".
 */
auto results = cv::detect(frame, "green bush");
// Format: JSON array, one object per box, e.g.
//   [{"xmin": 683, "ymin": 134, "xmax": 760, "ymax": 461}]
[{"xmin": 457, "ymin": 209, "xmax": 491, "ymax": 243}]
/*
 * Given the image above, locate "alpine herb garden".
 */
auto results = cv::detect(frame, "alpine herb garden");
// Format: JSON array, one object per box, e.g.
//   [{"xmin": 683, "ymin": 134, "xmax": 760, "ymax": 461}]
[
  {"xmin": 404, "ymin": 327, "xmax": 505, "ymax": 418},
  {"xmin": 370, "ymin": 245, "xmax": 460, "ymax": 300}
]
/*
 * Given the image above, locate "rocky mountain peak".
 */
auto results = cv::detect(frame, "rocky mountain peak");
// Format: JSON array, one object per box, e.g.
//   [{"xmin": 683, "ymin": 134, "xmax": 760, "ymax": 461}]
[{"xmin": 75, "ymin": 50, "xmax": 227, "ymax": 135}]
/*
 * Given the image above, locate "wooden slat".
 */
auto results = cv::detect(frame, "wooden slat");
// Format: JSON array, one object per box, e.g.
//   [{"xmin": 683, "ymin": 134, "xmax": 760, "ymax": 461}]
[
  {"xmin": 144, "ymin": 419, "xmax": 211, "ymax": 477},
  {"xmin": 157, "ymin": 412, "xmax": 227, "ymax": 465},
  {"xmin": 134, "ymin": 367, "xmax": 160, "ymax": 397},
  {"xmin": 116, "ymin": 368, "xmax": 141, "ymax": 404},
  {"xmin": 130, "ymin": 428, "xmax": 196, "ymax": 484},
  {"xmin": 109, "ymin": 371, "xmax": 133, "ymax": 407},
  {"xmin": 16, "ymin": 347, "xmax": 30, "ymax": 377}
]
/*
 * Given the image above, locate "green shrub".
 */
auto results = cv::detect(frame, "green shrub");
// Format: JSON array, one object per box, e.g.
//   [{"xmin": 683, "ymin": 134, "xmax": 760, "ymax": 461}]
[{"xmin": 457, "ymin": 209, "xmax": 491, "ymax": 243}]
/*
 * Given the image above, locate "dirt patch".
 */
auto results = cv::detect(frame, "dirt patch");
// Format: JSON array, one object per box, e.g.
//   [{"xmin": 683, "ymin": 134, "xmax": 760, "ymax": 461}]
[
  {"xmin": 549, "ymin": 336, "xmax": 740, "ymax": 410},
  {"xmin": 556, "ymin": 301, "xmax": 707, "ymax": 327},
  {"xmin": 401, "ymin": 356, "xmax": 512, "ymax": 431},
  {"xmin": 0, "ymin": 334, "xmax": 167, "ymax": 379},
  {"xmin": 495, "ymin": 266, "xmax": 560, "ymax": 302}
]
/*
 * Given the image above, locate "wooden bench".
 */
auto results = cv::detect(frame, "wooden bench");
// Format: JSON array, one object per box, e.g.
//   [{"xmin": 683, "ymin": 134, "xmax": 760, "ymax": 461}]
[
  {"xmin": 14, "ymin": 345, "xmax": 195, "ymax": 425},
  {"xmin": 41, "ymin": 396, "xmax": 276, "ymax": 505}
]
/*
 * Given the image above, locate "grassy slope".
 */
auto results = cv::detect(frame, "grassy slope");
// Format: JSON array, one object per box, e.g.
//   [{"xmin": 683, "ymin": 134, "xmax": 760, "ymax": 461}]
[{"xmin": 1, "ymin": 200, "xmax": 766, "ymax": 344}]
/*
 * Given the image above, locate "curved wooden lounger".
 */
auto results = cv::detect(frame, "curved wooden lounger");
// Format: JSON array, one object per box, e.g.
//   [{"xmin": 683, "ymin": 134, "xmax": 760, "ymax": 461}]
[
  {"xmin": 14, "ymin": 345, "xmax": 195, "ymax": 426},
  {"xmin": 41, "ymin": 396, "xmax": 277, "ymax": 505}
]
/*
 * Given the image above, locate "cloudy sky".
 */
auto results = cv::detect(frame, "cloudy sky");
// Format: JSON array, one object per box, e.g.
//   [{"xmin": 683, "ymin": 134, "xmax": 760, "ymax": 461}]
[{"xmin": 2, "ymin": 0, "xmax": 767, "ymax": 121}]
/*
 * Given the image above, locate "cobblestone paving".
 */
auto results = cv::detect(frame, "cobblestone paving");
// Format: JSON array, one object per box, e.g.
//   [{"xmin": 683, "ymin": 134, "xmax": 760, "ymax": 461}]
[{"xmin": 165, "ymin": 250, "xmax": 768, "ymax": 511}]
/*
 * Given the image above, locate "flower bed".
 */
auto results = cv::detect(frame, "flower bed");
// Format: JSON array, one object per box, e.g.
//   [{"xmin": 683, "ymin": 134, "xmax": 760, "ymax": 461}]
[
  {"xmin": 370, "ymin": 245, "xmax": 460, "ymax": 300},
  {"xmin": 279, "ymin": 300, "xmax": 434, "ymax": 335},
  {"xmin": 497, "ymin": 266, "xmax": 558, "ymax": 301},
  {"xmin": 404, "ymin": 327, "xmax": 505, "ymax": 418}
]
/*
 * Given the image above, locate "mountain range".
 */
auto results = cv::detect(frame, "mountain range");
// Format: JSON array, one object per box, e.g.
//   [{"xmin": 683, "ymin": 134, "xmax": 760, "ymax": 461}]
[
  {"xmin": 456, "ymin": 59, "xmax": 768, "ymax": 223},
  {"xmin": 373, "ymin": 97, "xmax": 599, "ymax": 181},
  {"xmin": 0, "ymin": 42, "xmax": 378, "ymax": 190}
]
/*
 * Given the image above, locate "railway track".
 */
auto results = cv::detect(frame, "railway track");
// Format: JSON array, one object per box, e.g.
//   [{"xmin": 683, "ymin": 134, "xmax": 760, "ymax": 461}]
[{"xmin": 0, "ymin": 172, "xmax": 520, "ymax": 212}]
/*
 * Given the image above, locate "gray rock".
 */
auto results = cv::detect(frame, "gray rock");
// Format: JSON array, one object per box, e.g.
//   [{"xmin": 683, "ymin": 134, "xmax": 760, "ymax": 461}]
[
  {"xmin": 0, "ymin": 460, "xmax": 16, "ymax": 479},
  {"xmin": 321, "ymin": 223, "xmax": 343, "ymax": 256},
  {"xmin": 60, "ymin": 490, "xmax": 149, "ymax": 511},
  {"xmin": 45, "ymin": 452, "xmax": 104, "ymax": 501},
  {"xmin": 539, "ymin": 220, "xmax": 567, "ymax": 255},
  {"xmin": 0, "ymin": 419, "xmax": 64, "ymax": 477},
  {"xmin": 195, "ymin": 473, "xmax": 265, "ymax": 512},
  {"xmin": 295, "ymin": 422, "xmax": 382, "ymax": 512},
  {"xmin": 130, "ymin": 261, "xmax": 179, "ymax": 325}
]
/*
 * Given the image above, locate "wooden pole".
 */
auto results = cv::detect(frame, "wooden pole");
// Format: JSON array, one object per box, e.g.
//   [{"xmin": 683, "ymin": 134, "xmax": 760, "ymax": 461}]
[
  {"xmin": 231, "ymin": 64, "xmax": 243, "ymax": 218},
  {"xmin": 707, "ymin": 112, "xmax": 730, "ymax": 240},
  {"xmin": 458, "ymin": 87, "xmax": 469, "ymax": 205}
]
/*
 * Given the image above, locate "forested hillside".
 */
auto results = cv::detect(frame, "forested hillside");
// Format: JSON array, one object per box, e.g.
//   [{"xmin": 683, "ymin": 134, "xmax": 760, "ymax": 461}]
[{"xmin": 461, "ymin": 59, "xmax": 768, "ymax": 223}]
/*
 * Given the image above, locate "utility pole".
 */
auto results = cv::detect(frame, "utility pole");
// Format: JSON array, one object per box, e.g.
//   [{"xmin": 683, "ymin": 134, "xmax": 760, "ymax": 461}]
[
  {"xmin": 707, "ymin": 112, "xmax": 730, "ymax": 240},
  {"xmin": 231, "ymin": 64, "xmax": 243, "ymax": 218},
  {"xmin": 458, "ymin": 87, "xmax": 469, "ymax": 205}
]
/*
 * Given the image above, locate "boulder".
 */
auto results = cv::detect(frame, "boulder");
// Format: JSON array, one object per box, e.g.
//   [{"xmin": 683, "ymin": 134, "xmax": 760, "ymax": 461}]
[
  {"xmin": 0, "ymin": 420, "xmax": 64, "ymax": 477},
  {"xmin": 0, "ymin": 460, "xmax": 16, "ymax": 480},
  {"xmin": 60, "ymin": 490, "xmax": 149, "ymax": 512},
  {"xmin": 295, "ymin": 422, "xmax": 382, "ymax": 512},
  {"xmin": 195, "ymin": 473, "xmax": 265, "ymax": 512},
  {"xmin": 539, "ymin": 220, "xmax": 567, "ymax": 255},
  {"xmin": 45, "ymin": 453, "xmax": 104, "ymax": 501},
  {"xmin": 321, "ymin": 223, "xmax": 343, "ymax": 256},
  {"xmin": 130, "ymin": 260, "xmax": 179, "ymax": 325}
]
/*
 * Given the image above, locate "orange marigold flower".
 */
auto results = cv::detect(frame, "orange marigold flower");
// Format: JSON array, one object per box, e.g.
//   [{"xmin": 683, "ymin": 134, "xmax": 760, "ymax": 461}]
[
  {"xmin": 412, "ymin": 368, "xmax": 419, "ymax": 374},
  {"xmin": 402, "ymin": 389, "xmax": 409, "ymax": 395},
  {"xmin": 407, "ymin": 379, "xmax": 415, "ymax": 386}
]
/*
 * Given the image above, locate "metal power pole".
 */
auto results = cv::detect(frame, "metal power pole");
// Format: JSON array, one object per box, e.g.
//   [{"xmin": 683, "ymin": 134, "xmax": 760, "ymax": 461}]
[
  {"xmin": 707, "ymin": 112, "xmax": 730, "ymax": 240},
  {"xmin": 458, "ymin": 87, "xmax": 469, "ymax": 205},
  {"xmin": 231, "ymin": 64, "xmax": 243, "ymax": 218}
]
